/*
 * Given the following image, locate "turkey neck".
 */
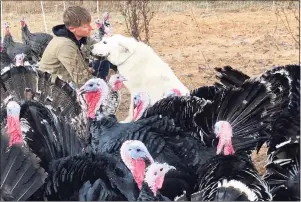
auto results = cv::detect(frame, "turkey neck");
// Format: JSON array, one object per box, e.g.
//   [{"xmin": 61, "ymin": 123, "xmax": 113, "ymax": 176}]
[
  {"xmin": 3, "ymin": 34, "xmax": 14, "ymax": 49},
  {"xmin": 21, "ymin": 24, "xmax": 32, "ymax": 39},
  {"xmin": 89, "ymin": 115, "xmax": 118, "ymax": 154},
  {"xmin": 137, "ymin": 182, "xmax": 157, "ymax": 201}
]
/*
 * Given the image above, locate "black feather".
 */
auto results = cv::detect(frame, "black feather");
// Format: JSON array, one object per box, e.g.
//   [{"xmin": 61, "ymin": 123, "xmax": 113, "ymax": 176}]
[
  {"xmin": 264, "ymin": 141, "xmax": 300, "ymax": 201},
  {"xmin": 214, "ymin": 65, "xmax": 250, "ymax": 88},
  {"xmin": 21, "ymin": 22, "xmax": 53, "ymax": 58},
  {"xmin": 19, "ymin": 100, "xmax": 83, "ymax": 170},
  {"xmin": 43, "ymin": 153, "xmax": 138, "ymax": 201},
  {"xmin": 193, "ymin": 79, "xmax": 279, "ymax": 153},
  {"xmin": 190, "ymin": 85, "xmax": 221, "ymax": 101},
  {"xmin": 193, "ymin": 154, "xmax": 272, "ymax": 201},
  {"xmin": 0, "ymin": 135, "xmax": 47, "ymax": 201},
  {"xmin": 89, "ymin": 114, "xmax": 198, "ymax": 199}
]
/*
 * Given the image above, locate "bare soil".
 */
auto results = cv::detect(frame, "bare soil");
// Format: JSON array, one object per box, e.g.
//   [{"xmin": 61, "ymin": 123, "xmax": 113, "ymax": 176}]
[{"xmin": 3, "ymin": 7, "xmax": 299, "ymax": 174}]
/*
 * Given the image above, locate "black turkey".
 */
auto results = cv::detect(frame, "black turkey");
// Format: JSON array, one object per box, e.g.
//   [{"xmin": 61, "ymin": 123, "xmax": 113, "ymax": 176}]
[
  {"xmin": 189, "ymin": 106, "xmax": 273, "ymax": 200},
  {"xmin": 2, "ymin": 22, "xmax": 39, "ymax": 63},
  {"xmin": 214, "ymin": 64, "xmax": 300, "ymax": 153},
  {"xmin": 0, "ymin": 65, "xmax": 90, "ymax": 148},
  {"xmin": 0, "ymin": 134, "xmax": 47, "ymax": 201},
  {"xmin": 20, "ymin": 17, "xmax": 53, "ymax": 58},
  {"xmin": 41, "ymin": 150, "xmax": 140, "ymax": 201}
]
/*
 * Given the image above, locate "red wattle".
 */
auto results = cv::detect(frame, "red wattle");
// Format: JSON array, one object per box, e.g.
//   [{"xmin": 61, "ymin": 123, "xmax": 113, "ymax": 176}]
[
  {"xmin": 133, "ymin": 102, "xmax": 143, "ymax": 121},
  {"xmin": 152, "ymin": 175, "xmax": 164, "ymax": 196},
  {"xmin": 216, "ymin": 134, "xmax": 223, "ymax": 155},
  {"xmin": 113, "ymin": 81, "xmax": 124, "ymax": 91},
  {"xmin": 224, "ymin": 139, "xmax": 235, "ymax": 155},
  {"xmin": 131, "ymin": 159, "xmax": 146, "ymax": 190},
  {"xmin": 7, "ymin": 116, "xmax": 22, "ymax": 146},
  {"xmin": 85, "ymin": 91, "xmax": 101, "ymax": 119}
]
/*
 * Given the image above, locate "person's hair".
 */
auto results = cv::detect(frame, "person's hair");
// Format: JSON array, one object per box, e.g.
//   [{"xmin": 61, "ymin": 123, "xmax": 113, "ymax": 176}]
[{"xmin": 63, "ymin": 6, "xmax": 91, "ymax": 27}]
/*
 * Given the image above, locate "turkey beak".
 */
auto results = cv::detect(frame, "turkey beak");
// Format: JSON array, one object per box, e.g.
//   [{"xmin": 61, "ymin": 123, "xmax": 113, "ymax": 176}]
[
  {"xmin": 142, "ymin": 152, "xmax": 154, "ymax": 167},
  {"xmin": 133, "ymin": 102, "xmax": 137, "ymax": 110},
  {"xmin": 78, "ymin": 86, "xmax": 87, "ymax": 95},
  {"xmin": 121, "ymin": 77, "xmax": 127, "ymax": 82},
  {"xmin": 167, "ymin": 165, "xmax": 176, "ymax": 172}
]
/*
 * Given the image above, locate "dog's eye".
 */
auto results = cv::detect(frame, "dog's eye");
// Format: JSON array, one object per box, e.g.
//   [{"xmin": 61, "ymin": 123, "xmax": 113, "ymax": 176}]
[{"xmin": 103, "ymin": 41, "xmax": 107, "ymax": 44}]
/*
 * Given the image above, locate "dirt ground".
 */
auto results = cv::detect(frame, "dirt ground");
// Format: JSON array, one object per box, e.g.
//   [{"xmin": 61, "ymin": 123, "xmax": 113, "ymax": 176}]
[{"xmin": 3, "ymin": 6, "xmax": 299, "ymax": 173}]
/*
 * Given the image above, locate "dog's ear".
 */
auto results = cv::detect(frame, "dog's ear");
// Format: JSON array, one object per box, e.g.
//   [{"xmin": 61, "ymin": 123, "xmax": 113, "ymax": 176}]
[{"xmin": 118, "ymin": 37, "xmax": 136, "ymax": 54}]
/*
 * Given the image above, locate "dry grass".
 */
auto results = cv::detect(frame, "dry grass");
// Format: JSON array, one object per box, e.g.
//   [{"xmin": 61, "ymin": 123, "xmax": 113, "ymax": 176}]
[{"xmin": 2, "ymin": 1, "xmax": 299, "ymax": 174}]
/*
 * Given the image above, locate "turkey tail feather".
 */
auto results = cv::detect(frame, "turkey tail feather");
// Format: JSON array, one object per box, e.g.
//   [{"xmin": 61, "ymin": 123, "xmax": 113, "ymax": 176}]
[
  {"xmin": 214, "ymin": 65, "xmax": 250, "ymax": 88},
  {"xmin": 194, "ymin": 79, "xmax": 280, "ymax": 152},
  {"xmin": 0, "ymin": 135, "xmax": 47, "ymax": 201},
  {"xmin": 0, "ymin": 66, "xmax": 81, "ymax": 118},
  {"xmin": 20, "ymin": 101, "xmax": 83, "ymax": 170},
  {"xmin": 214, "ymin": 187, "xmax": 250, "ymax": 201},
  {"xmin": 190, "ymin": 85, "xmax": 221, "ymax": 101}
]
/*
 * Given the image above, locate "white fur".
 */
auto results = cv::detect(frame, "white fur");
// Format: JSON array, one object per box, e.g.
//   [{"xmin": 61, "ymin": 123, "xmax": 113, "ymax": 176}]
[
  {"xmin": 91, "ymin": 34, "xmax": 190, "ymax": 122},
  {"xmin": 217, "ymin": 179, "xmax": 258, "ymax": 201}
]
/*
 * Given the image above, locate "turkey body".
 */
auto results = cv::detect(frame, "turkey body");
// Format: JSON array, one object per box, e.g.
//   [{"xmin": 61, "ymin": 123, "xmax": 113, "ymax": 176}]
[
  {"xmin": 41, "ymin": 152, "xmax": 139, "ymax": 201},
  {"xmin": 0, "ymin": 51, "xmax": 12, "ymax": 70},
  {"xmin": 3, "ymin": 32, "xmax": 39, "ymax": 63},
  {"xmin": 137, "ymin": 182, "xmax": 171, "ymax": 201},
  {"xmin": 21, "ymin": 23, "xmax": 53, "ymax": 58},
  {"xmin": 192, "ymin": 154, "xmax": 272, "ymax": 201}
]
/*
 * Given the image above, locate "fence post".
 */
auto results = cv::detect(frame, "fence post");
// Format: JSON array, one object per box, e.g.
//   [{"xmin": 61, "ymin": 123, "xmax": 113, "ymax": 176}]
[
  {"xmin": 97, "ymin": 0, "xmax": 99, "ymax": 19},
  {"xmin": 40, "ymin": 1, "xmax": 48, "ymax": 33},
  {"xmin": 1, "ymin": 0, "xmax": 3, "ymax": 42}
]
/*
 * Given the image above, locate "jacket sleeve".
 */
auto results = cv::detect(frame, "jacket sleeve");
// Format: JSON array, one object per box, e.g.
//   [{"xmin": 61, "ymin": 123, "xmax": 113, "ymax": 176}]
[{"xmin": 56, "ymin": 43, "xmax": 92, "ymax": 86}]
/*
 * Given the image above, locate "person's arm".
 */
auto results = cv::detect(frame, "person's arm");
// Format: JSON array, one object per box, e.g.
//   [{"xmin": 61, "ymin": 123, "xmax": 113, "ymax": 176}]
[{"xmin": 56, "ymin": 43, "xmax": 91, "ymax": 86}]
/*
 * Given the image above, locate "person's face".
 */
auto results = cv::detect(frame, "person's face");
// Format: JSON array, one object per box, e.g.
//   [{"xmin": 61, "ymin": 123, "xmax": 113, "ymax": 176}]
[{"xmin": 69, "ymin": 23, "xmax": 93, "ymax": 38}]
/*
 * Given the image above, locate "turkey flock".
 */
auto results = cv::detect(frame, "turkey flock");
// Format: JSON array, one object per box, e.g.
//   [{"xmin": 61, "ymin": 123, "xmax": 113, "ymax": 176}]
[{"xmin": 0, "ymin": 13, "xmax": 300, "ymax": 202}]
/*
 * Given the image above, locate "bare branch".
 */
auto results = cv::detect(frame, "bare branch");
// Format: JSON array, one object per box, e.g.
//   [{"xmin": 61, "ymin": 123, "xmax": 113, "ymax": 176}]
[{"xmin": 119, "ymin": 0, "xmax": 158, "ymax": 44}]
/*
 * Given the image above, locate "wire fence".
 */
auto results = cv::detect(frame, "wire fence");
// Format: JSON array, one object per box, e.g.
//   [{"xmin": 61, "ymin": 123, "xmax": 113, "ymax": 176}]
[
  {"xmin": 1, "ymin": 1, "xmax": 298, "ymax": 40},
  {"xmin": 2, "ymin": 1, "xmax": 298, "ymax": 14}
]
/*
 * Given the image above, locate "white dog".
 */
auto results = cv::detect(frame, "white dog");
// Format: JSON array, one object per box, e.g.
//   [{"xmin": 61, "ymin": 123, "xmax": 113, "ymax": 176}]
[{"xmin": 91, "ymin": 34, "xmax": 190, "ymax": 122}]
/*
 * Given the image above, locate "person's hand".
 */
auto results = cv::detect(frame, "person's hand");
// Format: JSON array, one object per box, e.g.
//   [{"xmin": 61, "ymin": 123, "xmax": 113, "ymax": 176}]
[{"xmin": 88, "ymin": 67, "xmax": 95, "ymax": 73}]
